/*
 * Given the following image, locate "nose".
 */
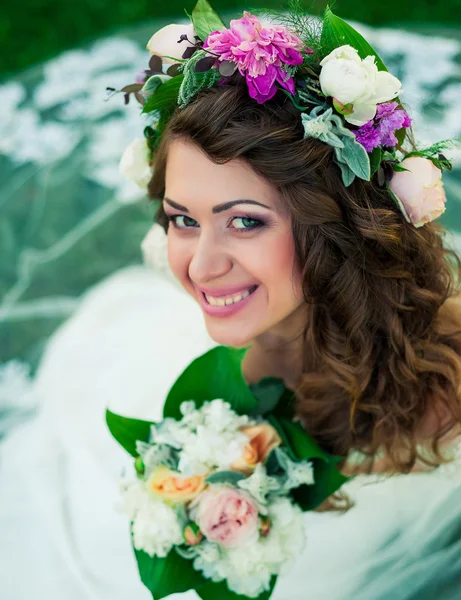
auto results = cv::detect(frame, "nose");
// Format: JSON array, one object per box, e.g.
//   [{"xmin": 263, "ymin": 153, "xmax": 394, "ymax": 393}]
[{"xmin": 188, "ymin": 230, "xmax": 233, "ymax": 285}]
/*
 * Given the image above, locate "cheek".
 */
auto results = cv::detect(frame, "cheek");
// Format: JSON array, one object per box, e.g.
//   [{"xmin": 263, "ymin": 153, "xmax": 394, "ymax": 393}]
[
  {"xmin": 167, "ymin": 235, "xmax": 192, "ymax": 289},
  {"xmin": 255, "ymin": 231, "xmax": 302, "ymax": 301}
]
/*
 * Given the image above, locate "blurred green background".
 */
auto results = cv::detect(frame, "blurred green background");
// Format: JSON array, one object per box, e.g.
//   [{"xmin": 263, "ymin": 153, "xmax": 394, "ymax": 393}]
[{"xmin": 2, "ymin": 0, "xmax": 461, "ymax": 79}]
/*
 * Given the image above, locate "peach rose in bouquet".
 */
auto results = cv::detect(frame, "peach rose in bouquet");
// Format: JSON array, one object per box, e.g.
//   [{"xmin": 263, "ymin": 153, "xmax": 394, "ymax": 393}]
[
  {"xmin": 147, "ymin": 466, "xmax": 206, "ymax": 503},
  {"xmin": 232, "ymin": 423, "xmax": 282, "ymax": 474}
]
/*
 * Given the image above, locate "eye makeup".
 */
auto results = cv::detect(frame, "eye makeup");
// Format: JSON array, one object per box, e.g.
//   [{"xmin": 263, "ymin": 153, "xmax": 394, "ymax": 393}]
[{"xmin": 165, "ymin": 212, "xmax": 268, "ymax": 233}]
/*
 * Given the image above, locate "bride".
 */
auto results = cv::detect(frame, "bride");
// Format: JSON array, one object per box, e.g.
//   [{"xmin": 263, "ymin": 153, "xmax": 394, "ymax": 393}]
[{"xmin": 3, "ymin": 6, "xmax": 461, "ymax": 600}]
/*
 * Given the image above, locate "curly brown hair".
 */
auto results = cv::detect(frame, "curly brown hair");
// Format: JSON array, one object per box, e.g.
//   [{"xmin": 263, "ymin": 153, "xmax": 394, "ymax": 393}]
[{"xmin": 148, "ymin": 80, "xmax": 461, "ymax": 474}]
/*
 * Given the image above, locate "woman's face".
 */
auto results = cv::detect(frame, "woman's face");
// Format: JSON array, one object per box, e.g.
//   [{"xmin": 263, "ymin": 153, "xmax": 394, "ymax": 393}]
[{"xmin": 163, "ymin": 139, "xmax": 304, "ymax": 347}]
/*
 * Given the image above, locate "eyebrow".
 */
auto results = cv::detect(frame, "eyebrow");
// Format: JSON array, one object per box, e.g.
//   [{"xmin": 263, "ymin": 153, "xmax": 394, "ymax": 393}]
[{"xmin": 163, "ymin": 197, "xmax": 273, "ymax": 214}]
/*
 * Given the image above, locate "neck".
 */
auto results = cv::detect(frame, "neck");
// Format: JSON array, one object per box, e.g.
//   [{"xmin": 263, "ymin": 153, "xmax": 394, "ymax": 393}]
[{"xmin": 242, "ymin": 303, "xmax": 307, "ymax": 391}]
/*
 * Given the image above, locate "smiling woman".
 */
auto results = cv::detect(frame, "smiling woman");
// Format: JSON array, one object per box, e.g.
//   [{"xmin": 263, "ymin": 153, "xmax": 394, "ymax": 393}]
[
  {"xmin": 149, "ymin": 81, "xmax": 461, "ymax": 474},
  {"xmin": 3, "ymin": 3, "xmax": 461, "ymax": 599}
]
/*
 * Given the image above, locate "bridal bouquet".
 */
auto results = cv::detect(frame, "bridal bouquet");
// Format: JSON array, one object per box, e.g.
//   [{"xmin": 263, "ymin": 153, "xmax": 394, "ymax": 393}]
[{"xmin": 107, "ymin": 347, "xmax": 347, "ymax": 599}]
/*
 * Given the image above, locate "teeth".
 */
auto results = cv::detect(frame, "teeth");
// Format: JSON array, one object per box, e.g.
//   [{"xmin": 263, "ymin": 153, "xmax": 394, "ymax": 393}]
[{"xmin": 205, "ymin": 288, "xmax": 253, "ymax": 307}]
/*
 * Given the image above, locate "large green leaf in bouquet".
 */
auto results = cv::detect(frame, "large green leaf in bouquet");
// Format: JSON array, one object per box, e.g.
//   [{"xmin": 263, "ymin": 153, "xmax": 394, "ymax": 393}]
[
  {"xmin": 106, "ymin": 410, "xmax": 154, "ymax": 457},
  {"xmin": 135, "ymin": 548, "xmax": 206, "ymax": 599},
  {"xmin": 136, "ymin": 547, "xmax": 276, "ymax": 600},
  {"xmin": 164, "ymin": 346, "xmax": 258, "ymax": 418},
  {"xmin": 197, "ymin": 577, "xmax": 277, "ymax": 600}
]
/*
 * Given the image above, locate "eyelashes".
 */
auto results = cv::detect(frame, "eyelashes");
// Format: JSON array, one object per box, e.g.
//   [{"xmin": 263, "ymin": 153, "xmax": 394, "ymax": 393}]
[
  {"xmin": 166, "ymin": 215, "xmax": 199, "ymax": 229},
  {"xmin": 166, "ymin": 214, "xmax": 266, "ymax": 233}
]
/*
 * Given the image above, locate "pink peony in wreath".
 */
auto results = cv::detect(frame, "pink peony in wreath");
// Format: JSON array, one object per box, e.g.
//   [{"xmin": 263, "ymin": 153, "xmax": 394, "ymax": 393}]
[{"xmin": 203, "ymin": 12, "xmax": 309, "ymax": 103}]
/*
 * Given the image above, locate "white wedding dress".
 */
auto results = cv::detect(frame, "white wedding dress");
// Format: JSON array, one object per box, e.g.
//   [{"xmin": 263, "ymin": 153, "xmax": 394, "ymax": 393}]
[{"xmin": 2, "ymin": 226, "xmax": 461, "ymax": 600}]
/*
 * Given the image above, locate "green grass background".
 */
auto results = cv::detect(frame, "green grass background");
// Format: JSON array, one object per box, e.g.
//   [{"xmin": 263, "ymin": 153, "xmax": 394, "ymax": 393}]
[{"xmin": 2, "ymin": 0, "xmax": 461, "ymax": 79}]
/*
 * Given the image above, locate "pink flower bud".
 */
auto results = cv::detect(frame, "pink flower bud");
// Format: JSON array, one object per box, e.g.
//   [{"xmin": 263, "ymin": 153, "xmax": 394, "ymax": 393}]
[
  {"xmin": 183, "ymin": 523, "xmax": 203, "ymax": 546},
  {"xmin": 259, "ymin": 515, "xmax": 271, "ymax": 537}
]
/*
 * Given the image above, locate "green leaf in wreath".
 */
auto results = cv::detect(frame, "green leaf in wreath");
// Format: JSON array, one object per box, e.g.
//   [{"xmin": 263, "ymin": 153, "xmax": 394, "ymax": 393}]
[
  {"xmin": 385, "ymin": 182, "xmax": 412, "ymax": 224},
  {"xmin": 382, "ymin": 150, "xmax": 396, "ymax": 161},
  {"xmin": 197, "ymin": 575, "xmax": 278, "ymax": 600},
  {"xmin": 320, "ymin": 7, "xmax": 388, "ymax": 72},
  {"xmin": 178, "ymin": 50, "xmax": 222, "ymax": 108},
  {"xmin": 141, "ymin": 74, "xmax": 172, "ymax": 97},
  {"xmin": 106, "ymin": 409, "xmax": 154, "ymax": 457},
  {"xmin": 135, "ymin": 547, "xmax": 207, "ymax": 599},
  {"xmin": 392, "ymin": 163, "xmax": 410, "ymax": 173},
  {"xmin": 427, "ymin": 157, "xmax": 452, "ymax": 172},
  {"xmin": 415, "ymin": 137, "xmax": 461, "ymax": 157},
  {"xmin": 334, "ymin": 135, "xmax": 371, "ymax": 183},
  {"xmin": 142, "ymin": 75, "xmax": 184, "ymax": 114},
  {"xmin": 163, "ymin": 346, "xmax": 258, "ymax": 419},
  {"xmin": 191, "ymin": 0, "xmax": 226, "ymax": 42},
  {"xmin": 395, "ymin": 126, "xmax": 407, "ymax": 147},
  {"xmin": 369, "ymin": 147, "xmax": 382, "ymax": 176},
  {"xmin": 334, "ymin": 157, "xmax": 356, "ymax": 187}
]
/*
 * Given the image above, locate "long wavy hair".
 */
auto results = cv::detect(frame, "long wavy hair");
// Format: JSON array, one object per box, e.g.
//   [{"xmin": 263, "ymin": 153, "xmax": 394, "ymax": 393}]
[{"xmin": 148, "ymin": 80, "xmax": 461, "ymax": 474}]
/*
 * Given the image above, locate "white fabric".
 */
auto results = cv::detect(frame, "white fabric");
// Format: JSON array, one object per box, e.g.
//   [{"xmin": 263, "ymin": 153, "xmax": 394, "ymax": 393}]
[{"xmin": 2, "ymin": 265, "xmax": 461, "ymax": 600}]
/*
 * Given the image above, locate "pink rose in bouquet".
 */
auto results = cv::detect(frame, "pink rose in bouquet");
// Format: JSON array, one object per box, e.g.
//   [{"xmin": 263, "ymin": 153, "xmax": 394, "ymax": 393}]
[{"xmin": 193, "ymin": 486, "xmax": 259, "ymax": 548}]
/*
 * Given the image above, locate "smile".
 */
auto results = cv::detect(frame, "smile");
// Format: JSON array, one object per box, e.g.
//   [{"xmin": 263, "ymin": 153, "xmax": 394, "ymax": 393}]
[
  {"xmin": 204, "ymin": 285, "xmax": 258, "ymax": 306},
  {"xmin": 199, "ymin": 285, "xmax": 259, "ymax": 317}
]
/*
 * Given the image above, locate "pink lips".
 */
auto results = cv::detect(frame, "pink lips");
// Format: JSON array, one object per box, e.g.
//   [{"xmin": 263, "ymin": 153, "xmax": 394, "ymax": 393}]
[
  {"xmin": 197, "ymin": 284, "xmax": 259, "ymax": 298},
  {"xmin": 197, "ymin": 284, "xmax": 259, "ymax": 317}
]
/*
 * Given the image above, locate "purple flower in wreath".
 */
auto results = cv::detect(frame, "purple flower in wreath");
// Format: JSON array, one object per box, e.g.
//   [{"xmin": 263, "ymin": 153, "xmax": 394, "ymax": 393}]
[
  {"xmin": 203, "ymin": 12, "xmax": 307, "ymax": 104},
  {"xmin": 355, "ymin": 102, "xmax": 412, "ymax": 152}
]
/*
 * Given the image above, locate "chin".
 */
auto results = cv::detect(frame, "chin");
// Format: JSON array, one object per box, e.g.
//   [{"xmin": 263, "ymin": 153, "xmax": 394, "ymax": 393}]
[{"xmin": 204, "ymin": 321, "xmax": 255, "ymax": 349}]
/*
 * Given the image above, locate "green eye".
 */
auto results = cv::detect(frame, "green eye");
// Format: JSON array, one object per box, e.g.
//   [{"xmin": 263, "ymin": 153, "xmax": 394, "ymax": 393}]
[
  {"xmin": 169, "ymin": 215, "xmax": 198, "ymax": 228},
  {"xmin": 233, "ymin": 217, "xmax": 262, "ymax": 230}
]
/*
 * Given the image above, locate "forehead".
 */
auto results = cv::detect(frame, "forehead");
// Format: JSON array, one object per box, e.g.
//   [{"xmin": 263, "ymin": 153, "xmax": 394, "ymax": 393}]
[{"xmin": 164, "ymin": 138, "xmax": 282, "ymax": 209}]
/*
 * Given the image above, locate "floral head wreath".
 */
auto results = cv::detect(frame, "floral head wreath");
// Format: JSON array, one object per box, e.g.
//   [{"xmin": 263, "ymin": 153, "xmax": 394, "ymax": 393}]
[{"xmin": 113, "ymin": 0, "xmax": 459, "ymax": 228}]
